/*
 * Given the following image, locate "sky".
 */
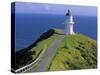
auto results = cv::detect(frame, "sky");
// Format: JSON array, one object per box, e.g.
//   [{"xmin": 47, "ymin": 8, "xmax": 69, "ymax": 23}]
[{"xmin": 12, "ymin": 2, "xmax": 97, "ymax": 16}]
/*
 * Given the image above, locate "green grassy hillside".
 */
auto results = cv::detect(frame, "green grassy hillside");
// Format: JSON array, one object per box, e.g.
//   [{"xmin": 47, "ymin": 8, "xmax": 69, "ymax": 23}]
[
  {"xmin": 47, "ymin": 33, "xmax": 97, "ymax": 71},
  {"xmin": 15, "ymin": 29, "xmax": 59, "ymax": 69}
]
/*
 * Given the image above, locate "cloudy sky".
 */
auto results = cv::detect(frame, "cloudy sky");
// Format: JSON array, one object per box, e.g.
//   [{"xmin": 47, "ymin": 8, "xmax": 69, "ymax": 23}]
[{"xmin": 13, "ymin": 2, "xmax": 97, "ymax": 16}]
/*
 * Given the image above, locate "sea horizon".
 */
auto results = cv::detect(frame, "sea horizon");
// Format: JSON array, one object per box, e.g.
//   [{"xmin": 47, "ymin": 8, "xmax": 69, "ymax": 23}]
[{"xmin": 14, "ymin": 13, "xmax": 97, "ymax": 51}]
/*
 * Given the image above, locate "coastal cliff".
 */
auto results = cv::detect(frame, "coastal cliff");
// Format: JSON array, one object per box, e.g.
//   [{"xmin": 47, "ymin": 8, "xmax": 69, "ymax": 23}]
[{"xmin": 15, "ymin": 29, "xmax": 97, "ymax": 71}]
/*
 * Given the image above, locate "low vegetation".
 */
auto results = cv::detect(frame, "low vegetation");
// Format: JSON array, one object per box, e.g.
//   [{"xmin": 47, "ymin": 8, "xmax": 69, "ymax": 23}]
[
  {"xmin": 15, "ymin": 29, "xmax": 59, "ymax": 69},
  {"xmin": 47, "ymin": 33, "xmax": 97, "ymax": 71}
]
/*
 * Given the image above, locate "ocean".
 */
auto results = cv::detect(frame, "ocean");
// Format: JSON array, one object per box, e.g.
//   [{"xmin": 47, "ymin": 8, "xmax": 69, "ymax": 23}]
[{"xmin": 15, "ymin": 13, "xmax": 97, "ymax": 51}]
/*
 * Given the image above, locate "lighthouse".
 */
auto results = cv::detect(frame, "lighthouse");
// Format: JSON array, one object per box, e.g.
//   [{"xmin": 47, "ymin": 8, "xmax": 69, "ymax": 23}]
[{"xmin": 65, "ymin": 9, "xmax": 74, "ymax": 35}]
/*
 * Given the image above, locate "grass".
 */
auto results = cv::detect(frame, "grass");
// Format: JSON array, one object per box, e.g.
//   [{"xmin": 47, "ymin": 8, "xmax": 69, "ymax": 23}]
[
  {"xmin": 15, "ymin": 29, "xmax": 59, "ymax": 69},
  {"xmin": 31, "ymin": 33, "xmax": 59, "ymax": 60},
  {"xmin": 47, "ymin": 33, "xmax": 97, "ymax": 71}
]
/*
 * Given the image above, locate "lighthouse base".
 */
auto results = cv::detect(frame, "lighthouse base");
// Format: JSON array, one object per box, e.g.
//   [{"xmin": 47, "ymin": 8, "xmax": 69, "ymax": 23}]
[{"xmin": 66, "ymin": 32, "xmax": 75, "ymax": 35}]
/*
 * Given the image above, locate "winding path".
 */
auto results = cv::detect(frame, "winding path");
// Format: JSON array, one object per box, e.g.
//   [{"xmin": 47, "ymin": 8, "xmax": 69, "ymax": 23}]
[{"xmin": 26, "ymin": 35, "xmax": 64, "ymax": 72}]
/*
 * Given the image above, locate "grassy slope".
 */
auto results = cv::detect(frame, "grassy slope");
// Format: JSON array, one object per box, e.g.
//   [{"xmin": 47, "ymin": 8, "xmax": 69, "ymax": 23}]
[
  {"xmin": 47, "ymin": 33, "xmax": 97, "ymax": 71},
  {"xmin": 16, "ymin": 29, "xmax": 59, "ymax": 69}
]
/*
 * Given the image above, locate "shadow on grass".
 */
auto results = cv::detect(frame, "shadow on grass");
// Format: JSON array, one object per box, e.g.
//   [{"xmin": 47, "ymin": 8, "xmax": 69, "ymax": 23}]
[
  {"xmin": 16, "ymin": 29, "xmax": 55, "ymax": 55},
  {"xmin": 14, "ymin": 29, "xmax": 55, "ymax": 69}
]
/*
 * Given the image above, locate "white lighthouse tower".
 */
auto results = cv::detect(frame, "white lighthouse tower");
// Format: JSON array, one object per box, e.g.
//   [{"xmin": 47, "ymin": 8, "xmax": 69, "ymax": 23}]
[{"xmin": 65, "ymin": 9, "xmax": 74, "ymax": 35}]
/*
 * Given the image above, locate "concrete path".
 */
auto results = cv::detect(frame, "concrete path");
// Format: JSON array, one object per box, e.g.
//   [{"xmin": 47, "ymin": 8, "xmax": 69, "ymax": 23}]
[{"xmin": 27, "ymin": 35, "xmax": 64, "ymax": 72}]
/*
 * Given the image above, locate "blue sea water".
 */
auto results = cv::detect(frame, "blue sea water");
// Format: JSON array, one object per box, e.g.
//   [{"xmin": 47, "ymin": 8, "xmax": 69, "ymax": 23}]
[{"xmin": 15, "ymin": 14, "xmax": 97, "ymax": 51}]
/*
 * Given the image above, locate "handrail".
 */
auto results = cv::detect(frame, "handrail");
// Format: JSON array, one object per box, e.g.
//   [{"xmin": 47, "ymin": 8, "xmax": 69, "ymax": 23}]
[{"xmin": 12, "ymin": 44, "xmax": 47, "ymax": 73}]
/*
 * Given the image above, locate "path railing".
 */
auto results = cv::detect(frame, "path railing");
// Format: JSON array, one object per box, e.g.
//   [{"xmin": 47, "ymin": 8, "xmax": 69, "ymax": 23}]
[{"xmin": 11, "ymin": 44, "xmax": 47, "ymax": 73}]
